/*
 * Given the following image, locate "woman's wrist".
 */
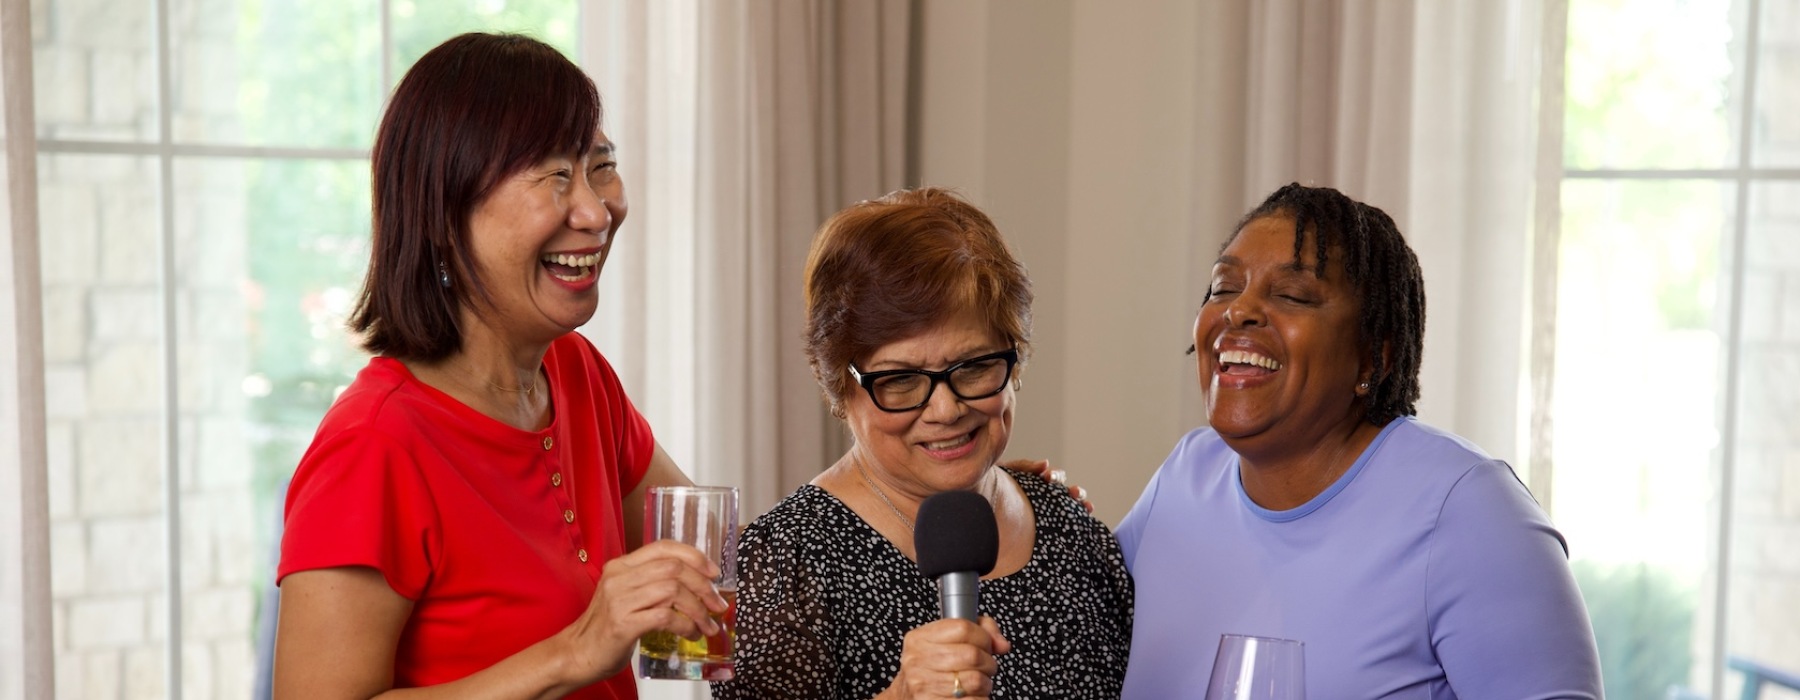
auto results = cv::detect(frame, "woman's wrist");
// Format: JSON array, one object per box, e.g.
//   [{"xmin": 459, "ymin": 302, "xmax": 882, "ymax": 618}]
[{"xmin": 543, "ymin": 619, "xmax": 609, "ymax": 693}]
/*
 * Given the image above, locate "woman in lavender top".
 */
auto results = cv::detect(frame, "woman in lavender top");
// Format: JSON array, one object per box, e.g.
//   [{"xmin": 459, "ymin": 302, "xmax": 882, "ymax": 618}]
[{"xmin": 1118, "ymin": 183, "xmax": 1602, "ymax": 699}]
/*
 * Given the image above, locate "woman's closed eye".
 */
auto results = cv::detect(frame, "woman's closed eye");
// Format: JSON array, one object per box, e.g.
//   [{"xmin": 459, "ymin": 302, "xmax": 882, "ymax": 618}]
[
  {"xmin": 588, "ymin": 161, "xmax": 618, "ymax": 185},
  {"xmin": 1271, "ymin": 285, "xmax": 1321, "ymax": 304}
]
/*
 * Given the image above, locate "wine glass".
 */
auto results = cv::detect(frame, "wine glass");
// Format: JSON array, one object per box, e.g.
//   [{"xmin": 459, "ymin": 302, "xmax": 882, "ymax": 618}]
[{"xmin": 1202, "ymin": 633, "xmax": 1305, "ymax": 700}]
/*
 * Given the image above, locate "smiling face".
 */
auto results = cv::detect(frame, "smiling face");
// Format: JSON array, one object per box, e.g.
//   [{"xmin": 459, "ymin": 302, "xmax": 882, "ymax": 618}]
[
  {"xmin": 462, "ymin": 136, "xmax": 627, "ymax": 343},
  {"xmin": 845, "ymin": 310, "xmax": 1016, "ymax": 499},
  {"xmin": 1197, "ymin": 214, "xmax": 1371, "ymax": 451}
]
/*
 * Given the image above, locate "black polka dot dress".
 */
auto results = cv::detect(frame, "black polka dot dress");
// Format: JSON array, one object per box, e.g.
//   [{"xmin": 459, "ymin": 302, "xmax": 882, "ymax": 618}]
[{"xmin": 710, "ymin": 469, "xmax": 1133, "ymax": 700}]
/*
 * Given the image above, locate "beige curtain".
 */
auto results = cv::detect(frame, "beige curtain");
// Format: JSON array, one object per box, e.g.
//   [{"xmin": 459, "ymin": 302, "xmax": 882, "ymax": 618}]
[
  {"xmin": 577, "ymin": 0, "xmax": 911, "ymax": 529},
  {"xmin": 1, "ymin": 0, "xmax": 53, "ymax": 696},
  {"xmin": 1231, "ymin": 0, "xmax": 1546, "ymax": 475}
]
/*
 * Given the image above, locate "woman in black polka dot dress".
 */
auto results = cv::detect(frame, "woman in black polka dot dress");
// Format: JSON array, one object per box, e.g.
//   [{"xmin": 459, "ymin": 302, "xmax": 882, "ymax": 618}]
[{"xmin": 710, "ymin": 188, "xmax": 1132, "ymax": 700}]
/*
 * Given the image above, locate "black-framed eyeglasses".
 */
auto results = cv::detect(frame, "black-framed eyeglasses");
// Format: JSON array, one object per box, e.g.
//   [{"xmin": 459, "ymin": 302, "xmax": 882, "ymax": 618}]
[{"xmin": 848, "ymin": 348, "xmax": 1019, "ymax": 413}]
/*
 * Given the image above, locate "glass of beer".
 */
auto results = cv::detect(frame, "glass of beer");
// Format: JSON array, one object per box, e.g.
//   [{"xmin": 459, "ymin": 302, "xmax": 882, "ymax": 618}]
[{"xmin": 637, "ymin": 485, "xmax": 739, "ymax": 681}]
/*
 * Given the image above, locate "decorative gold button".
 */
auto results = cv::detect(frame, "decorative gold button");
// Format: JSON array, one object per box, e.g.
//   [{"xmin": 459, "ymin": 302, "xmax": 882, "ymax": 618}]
[
  {"xmin": 577, "ymin": 549, "xmax": 589, "ymax": 562},
  {"xmin": 542, "ymin": 437, "xmax": 554, "ymax": 450},
  {"xmin": 563, "ymin": 509, "xmax": 575, "ymax": 523},
  {"xmin": 550, "ymin": 473, "xmax": 563, "ymax": 487}
]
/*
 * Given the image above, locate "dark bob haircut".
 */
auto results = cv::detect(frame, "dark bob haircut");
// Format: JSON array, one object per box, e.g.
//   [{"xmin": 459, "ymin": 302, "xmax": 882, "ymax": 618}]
[
  {"xmin": 349, "ymin": 32, "xmax": 602, "ymax": 361},
  {"xmin": 1227, "ymin": 183, "xmax": 1426, "ymax": 426},
  {"xmin": 803, "ymin": 187, "xmax": 1034, "ymax": 419}
]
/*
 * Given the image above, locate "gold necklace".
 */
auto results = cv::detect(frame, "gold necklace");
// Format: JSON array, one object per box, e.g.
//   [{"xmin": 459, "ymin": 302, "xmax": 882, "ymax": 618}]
[
  {"xmin": 856, "ymin": 461, "xmax": 914, "ymax": 533},
  {"xmin": 484, "ymin": 376, "xmax": 539, "ymax": 397}
]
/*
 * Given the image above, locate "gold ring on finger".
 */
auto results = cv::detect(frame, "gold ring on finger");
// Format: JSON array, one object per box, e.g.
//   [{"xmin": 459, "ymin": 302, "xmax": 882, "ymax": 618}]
[{"xmin": 952, "ymin": 672, "xmax": 967, "ymax": 698}]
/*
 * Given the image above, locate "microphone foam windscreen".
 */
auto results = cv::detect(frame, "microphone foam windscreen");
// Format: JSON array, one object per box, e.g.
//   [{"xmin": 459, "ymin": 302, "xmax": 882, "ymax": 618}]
[{"xmin": 914, "ymin": 490, "xmax": 999, "ymax": 578}]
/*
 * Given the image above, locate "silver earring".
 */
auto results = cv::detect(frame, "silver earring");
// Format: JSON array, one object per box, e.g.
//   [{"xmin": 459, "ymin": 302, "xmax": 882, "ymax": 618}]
[
  {"xmin": 1357, "ymin": 381, "xmax": 1370, "ymax": 394},
  {"xmin": 439, "ymin": 262, "xmax": 452, "ymax": 289}
]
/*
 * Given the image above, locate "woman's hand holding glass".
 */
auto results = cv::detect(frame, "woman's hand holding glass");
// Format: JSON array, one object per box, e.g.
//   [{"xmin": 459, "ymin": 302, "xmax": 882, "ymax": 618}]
[
  {"xmin": 637, "ymin": 485, "xmax": 739, "ymax": 680},
  {"xmin": 887, "ymin": 616, "xmax": 1011, "ymax": 699},
  {"xmin": 554, "ymin": 540, "xmax": 728, "ymax": 684}
]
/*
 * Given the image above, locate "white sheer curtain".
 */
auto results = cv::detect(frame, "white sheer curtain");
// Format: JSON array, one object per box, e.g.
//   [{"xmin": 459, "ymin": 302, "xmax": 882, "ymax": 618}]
[
  {"xmin": 576, "ymin": 0, "xmax": 911, "ymax": 517},
  {"xmin": 1230, "ymin": 0, "xmax": 1546, "ymax": 475},
  {"xmin": 576, "ymin": 3, "xmax": 910, "ymax": 697},
  {"xmin": 1, "ymin": 0, "xmax": 52, "ymax": 696}
]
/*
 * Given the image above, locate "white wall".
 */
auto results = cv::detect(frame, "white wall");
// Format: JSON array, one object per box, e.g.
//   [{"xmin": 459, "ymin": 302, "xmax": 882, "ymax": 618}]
[{"xmin": 917, "ymin": 0, "xmax": 1253, "ymax": 525}]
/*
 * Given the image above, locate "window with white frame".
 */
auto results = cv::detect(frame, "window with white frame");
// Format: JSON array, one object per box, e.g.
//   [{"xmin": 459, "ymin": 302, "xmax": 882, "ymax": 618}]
[
  {"xmin": 33, "ymin": 1, "xmax": 575, "ymax": 697},
  {"xmin": 1553, "ymin": 0, "xmax": 1800, "ymax": 698}
]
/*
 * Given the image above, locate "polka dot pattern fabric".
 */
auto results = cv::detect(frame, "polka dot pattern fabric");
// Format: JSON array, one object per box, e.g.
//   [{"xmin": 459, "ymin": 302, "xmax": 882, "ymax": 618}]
[{"xmin": 711, "ymin": 469, "xmax": 1133, "ymax": 699}]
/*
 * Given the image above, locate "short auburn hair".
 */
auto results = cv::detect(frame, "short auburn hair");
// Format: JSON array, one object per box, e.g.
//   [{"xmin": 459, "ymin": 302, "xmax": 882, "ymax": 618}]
[
  {"xmin": 803, "ymin": 187, "xmax": 1034, "ymax": 419},
  {"xmin": 349, "ymin": 32, "xmax": 602, "ymax": 361}
]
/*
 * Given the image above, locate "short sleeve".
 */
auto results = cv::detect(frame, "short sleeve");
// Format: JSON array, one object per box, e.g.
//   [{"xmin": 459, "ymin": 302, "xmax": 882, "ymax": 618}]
[
  {"xmin": 594, "ymin": 363, "xmax": 651, "ymax": 493},
  {"xmin": 278, "ymin": 428, "xmax": 441, "ymax": 600},
  {"xmin": 558, "ymin": 333, "xmax": 654, "ymax": 494},
  {"xmin": 1426, "ymin": 461, "xmax": 1602, "ymax": 699},
  {"xmin": 1116, "ymin": 467, "xmax": 1164, "ymax": 568},
  {"xmin": 1121, "ymin": 429, "xmax": 1204, "ymax": 569},
  {"xmin": 710, "ymin": 515, "xmax": 838, "ymax": 700},
  {"xmin": 605, "ymin": 382, "xmax": 653, "ymax": 494}
]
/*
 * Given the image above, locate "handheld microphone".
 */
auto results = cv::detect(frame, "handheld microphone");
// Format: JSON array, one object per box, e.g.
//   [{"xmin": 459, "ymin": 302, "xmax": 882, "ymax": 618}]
[{"xmin": 914, "ymin": 490, "xmax": 999, "ymax": 621}]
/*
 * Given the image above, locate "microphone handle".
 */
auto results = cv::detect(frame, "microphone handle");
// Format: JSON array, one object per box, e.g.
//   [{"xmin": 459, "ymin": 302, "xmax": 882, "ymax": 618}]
[{"xmin": 937, "ymin": 571, "xmax": 980, "ymax": 621}]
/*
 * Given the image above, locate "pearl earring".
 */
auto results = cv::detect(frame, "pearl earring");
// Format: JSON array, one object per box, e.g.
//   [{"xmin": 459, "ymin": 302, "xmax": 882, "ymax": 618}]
[{"xmin": 1357, "ymin": 381, "xmax": 1370, "ymax": 394}]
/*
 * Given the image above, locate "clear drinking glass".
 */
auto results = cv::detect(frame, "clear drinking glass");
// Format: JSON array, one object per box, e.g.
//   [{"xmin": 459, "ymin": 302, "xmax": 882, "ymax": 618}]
[
  {"xmin": 636, "ymin": 486, "xmax": 739, "ymax": 681},
  {"xmin": 1202, "ymin": 634, "xmax": 1306, "ymax": 700}
]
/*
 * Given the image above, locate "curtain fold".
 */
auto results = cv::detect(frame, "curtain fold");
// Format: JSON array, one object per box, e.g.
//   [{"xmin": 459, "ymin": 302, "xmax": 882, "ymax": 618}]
[
  {"xmin": 581, "ymin": 7, "xmax": 910, "ymax": 699},
  {"xmin": 1237, "ymin": 0, "xmax": 1543, "ymax": 466},
  {"xmin": 1, "ymin": 0, "xmax": 53, "ymax": 695},
  {"xmin": 579, "ymin": 0, "xmax": 911, "ymax": 530},
  {"xmin": 1408, "ymin": 0, "xmax": 1543, "ymax": 472}
]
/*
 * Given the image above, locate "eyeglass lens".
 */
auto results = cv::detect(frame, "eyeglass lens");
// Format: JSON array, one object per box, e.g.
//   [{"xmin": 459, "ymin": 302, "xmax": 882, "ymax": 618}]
[{"xmin": 869, "ymin": 355, "xmax": 1011, "ymax": 410}]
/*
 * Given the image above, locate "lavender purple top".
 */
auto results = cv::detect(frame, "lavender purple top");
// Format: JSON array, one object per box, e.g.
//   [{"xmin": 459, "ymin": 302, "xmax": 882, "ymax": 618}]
[{"xmin": 1117, "ymin": 417, "xmax": 1602, "ymax": 700}]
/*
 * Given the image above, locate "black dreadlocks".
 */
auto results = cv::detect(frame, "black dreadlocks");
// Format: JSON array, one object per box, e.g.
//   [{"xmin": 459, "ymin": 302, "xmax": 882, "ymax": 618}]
[{"xmin": 1221, "ymin": 182, "xmax": 1426, "ymax": 426}]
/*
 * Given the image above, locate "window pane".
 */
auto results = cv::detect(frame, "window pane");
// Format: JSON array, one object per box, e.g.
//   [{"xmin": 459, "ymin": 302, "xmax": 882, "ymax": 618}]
[
  {"xmin": 1564, "ymin": 0, "xmax": 1738, "ymax": 170},
  {"xmin": 1751, "ymin": 2, "xmax": 1800, "ymax": 168},
  {"xmin": 31, "ymin": 0, "xmax": 158, "ymax": 142},
  {"xmin": 170, "ymin": 0, "xmax": 382, "ymax": 148},
  {"xmin": 1725, "ymin": 182, "xmax": 1800, "ymax": 696},
  {"xmin": 1554, "ymin": 179, "xmax": 1732, "ymax": 697},
  {"xmin": 38, "ymin": 153, "xmax": 169, "ymax": 698},
  {"xmin": 172, "ymin": 156, "xmax": 371, "ymax": 698},
  {"xmin": 391, "ymin": 0, "xmax": 578, "ymax": 79}
]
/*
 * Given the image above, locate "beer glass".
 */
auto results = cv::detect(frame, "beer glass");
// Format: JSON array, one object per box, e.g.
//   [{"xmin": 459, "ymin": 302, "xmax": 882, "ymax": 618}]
[{"xmin": 636, "ymin": 486, "xmax": 739, "ymax": 681}]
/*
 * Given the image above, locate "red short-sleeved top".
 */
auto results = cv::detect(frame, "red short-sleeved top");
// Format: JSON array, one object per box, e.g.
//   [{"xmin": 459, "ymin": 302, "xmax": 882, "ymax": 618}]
[{"xmin": 278, "ymin": 332, "xmax": 652, "ymax": 698}]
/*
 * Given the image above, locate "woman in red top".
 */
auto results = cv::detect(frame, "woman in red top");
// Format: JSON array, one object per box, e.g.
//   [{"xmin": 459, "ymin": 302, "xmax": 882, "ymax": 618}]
[{"xmin": 273, "ymin": 33, "xmax": 724, "ymax": 698}]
